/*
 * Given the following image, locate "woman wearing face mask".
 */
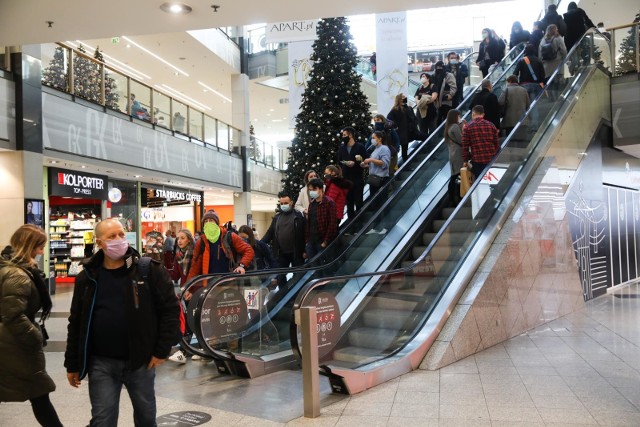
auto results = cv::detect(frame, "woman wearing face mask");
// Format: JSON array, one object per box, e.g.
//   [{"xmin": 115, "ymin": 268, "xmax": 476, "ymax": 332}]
[
  {"xmin": 387, "ymin": 93, "xmax": 422, "ymax": 162},
  {"xmin": 323, "ymin": 165, "xmax": 351, "ymax": 226},
  {"xmin": 295, "ymin": 169, "xmax": 318, "ymax": 214},
  {"xmin": 414, "ymin": 73, "xmax": 438, "ymax": 136},
  {"xmin": 0, "ymin": 225, "xmax": 62, "ymax": 427},
  {"xmin": 362, "ymin": 130, "xmax": 392, "ymax": 196},
  {"xmin": 238, "ymin": 225, "xmax": 275, "ymax": 270},
  {"xmin": 366, "ymin": 115, "xmax": 400, "ymax": 154},
  {"xmin": 433, "ymin": 61, "xmax": 458, "ymax": 126},
  {"xmin": 477, "ymin": 28, "xmax": 503, "ymax": 77}
]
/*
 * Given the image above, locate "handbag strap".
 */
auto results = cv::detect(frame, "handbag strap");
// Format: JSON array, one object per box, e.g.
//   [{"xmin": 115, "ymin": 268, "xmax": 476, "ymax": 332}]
[{"xmin": 523, "ymin": 57, "xmax": 538, "ymax": 82}]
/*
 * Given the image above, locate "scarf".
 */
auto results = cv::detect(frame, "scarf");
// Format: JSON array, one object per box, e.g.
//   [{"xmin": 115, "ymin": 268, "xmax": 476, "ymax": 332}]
[{"xmin": 176, "ymin": 244, "xmax": 194, "ymax": 276}]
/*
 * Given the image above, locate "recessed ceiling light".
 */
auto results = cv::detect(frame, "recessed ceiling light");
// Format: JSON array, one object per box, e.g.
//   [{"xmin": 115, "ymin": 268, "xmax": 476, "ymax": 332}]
[
  {"xmin": 49, "ymin": 160, "xmax": 58, "ymax": 164},
  {"xmin": 160, "ymin": 2, "xmax": 193, "ymax": 14},
  {"xmin": 80, "ymin": 165, "xmax": 87, "ymax": 169},
  {"xmin": 134, "ymin": 175, "xmax": 142, "ymax": 178},
  {"xmin": 105, "ymin": 170, "xmax": 115, "ymax": 173}
]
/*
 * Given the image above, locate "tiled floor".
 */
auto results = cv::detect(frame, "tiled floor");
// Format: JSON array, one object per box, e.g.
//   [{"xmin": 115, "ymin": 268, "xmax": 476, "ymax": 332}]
[{"xmin": 1, "ymin": 284, "xmax": 639, "ymax": 426}]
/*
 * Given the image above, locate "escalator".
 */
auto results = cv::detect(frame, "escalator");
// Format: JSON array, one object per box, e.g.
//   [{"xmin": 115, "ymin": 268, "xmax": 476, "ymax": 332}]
[
  {"xmin": 181, "ymin": 43, "xmax": 527, "ymax": 377},
  {"xmin": 288, "ymin": 29, "xmax": 613, "ymax": 393}
]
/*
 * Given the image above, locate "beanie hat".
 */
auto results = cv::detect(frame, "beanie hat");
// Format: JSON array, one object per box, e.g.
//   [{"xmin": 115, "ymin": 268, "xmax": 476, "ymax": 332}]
[{"xmin": 202, "ymin": 210, "xmax": 219, "ymax": 226}]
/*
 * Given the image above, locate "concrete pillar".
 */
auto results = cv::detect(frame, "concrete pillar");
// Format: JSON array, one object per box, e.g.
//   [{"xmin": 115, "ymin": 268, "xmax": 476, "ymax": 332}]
[{"xmin": 231, "ymin": 73, "xmax": 253, "ymax": 227}]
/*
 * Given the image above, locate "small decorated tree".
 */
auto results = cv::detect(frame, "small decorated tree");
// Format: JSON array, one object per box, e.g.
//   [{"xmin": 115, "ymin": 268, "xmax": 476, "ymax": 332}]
[
  {"xmin": 42, "ymin": 47, "xmax": 68, "ymax": 91},
  {"xmin": 615, "ymin": 12, "xmax": 640, "ymax": 76},
  {"xmin": 73, "ymin": 44, "xmax": 100, "ymax": 103},
  {"xmin": 94, "ymin": 46, "xmax": 121, "ymax": 111},
  {"xmin": 281, "ymin": 17, "xmax": 371, "ymax": 196}
]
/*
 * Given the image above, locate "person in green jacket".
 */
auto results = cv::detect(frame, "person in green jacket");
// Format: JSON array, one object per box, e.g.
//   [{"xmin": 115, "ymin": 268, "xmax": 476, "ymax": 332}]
[{"xmin": 0, "ymin": 224, "xmax": 62, "ymax": 426}]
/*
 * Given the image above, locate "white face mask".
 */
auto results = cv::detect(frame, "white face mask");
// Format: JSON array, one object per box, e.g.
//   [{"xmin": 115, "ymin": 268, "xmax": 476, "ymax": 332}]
[{"xmin": 421, "ymin": 77, "xmax": 428, "ymax": 83}]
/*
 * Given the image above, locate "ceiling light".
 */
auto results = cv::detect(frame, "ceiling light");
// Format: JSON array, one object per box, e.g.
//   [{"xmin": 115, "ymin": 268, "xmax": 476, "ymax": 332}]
[
  {"xmin": 48, "ymin": 160, "xmax": 58, "ymax": 164},
  {"xmin": 160, "ymin": 2, "xmax": 193, "ymax": 14},
  {"xmin": 197, "ymin": 81, "xmax": 232, "ymax": 103},
  {"xmin": 134, "ymin": 175, "xmax": 142, "ymax": 178},
  {"xmin": 105, "ymin": 170, "xmax": 115, "ymax": 173},
  {"xmin": 80, "ymin": 165, "xmax": 87, "ymax": 169},
  {"xmin": 122, "ymin": 36, "xmax": 189, "ymax": 77}
]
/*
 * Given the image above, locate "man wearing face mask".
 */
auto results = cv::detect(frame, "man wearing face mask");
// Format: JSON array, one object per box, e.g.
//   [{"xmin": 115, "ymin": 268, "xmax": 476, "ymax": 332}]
[
  {"xmin": 65, "ymin": 218, "xmax": 180, "ymax": 426},
  {"xmin": 336, "ymin": 127, "xmax": 367, "ymax": 220},
  {"xmin": 477, "ymin": 28, "xmax": 503, "ymax": 77},
  {"xmin": 305, "ymin": 178, "xmax": 337, "ymax": 261},
  {"xmin": 444, "ymin": 52, "xmax": 469, "ymax": 108},
  {"xmin": 262, "ymin": 191, "xmax": 306, "ymax": 270},
  {"xmin": 184, "ymin": 210, "xmax": 254, "ymax": 299}
]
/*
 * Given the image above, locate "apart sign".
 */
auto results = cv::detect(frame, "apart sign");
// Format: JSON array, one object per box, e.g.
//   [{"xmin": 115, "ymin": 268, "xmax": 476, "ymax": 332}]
[
  {"xmin": 265, "ymin": 20, "xmax": 318, "ymax": 44},
  {"xmin": 49, "ymin": 168, "xmax": 108, "ymax": 199}
]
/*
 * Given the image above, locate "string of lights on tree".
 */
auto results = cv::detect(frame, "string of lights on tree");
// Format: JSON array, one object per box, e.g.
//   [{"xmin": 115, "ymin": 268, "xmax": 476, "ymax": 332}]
[{"xmin": 282, "ymin": 17, "xmax": 372, "ymax": 196}]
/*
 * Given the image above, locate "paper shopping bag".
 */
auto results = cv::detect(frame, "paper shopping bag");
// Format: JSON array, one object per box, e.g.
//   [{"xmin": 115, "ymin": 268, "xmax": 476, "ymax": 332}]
[{"xmin": 460, "ymin": 167, "xmax": 474, "ymax": 197}]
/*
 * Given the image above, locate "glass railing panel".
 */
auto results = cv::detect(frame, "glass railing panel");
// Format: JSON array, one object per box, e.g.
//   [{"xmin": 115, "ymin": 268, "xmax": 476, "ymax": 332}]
[
  {"xmin": 42, "ymin": 44, "xmax": 70, "ymax": 92},
  {"xmin": 204, "ymin": 115, "xmax": 216, "ymax": 146},
  {"xmin": 104, "ymin": 66, "xmax": 127, "ymax": 113},
  {"xmin": 152, "ymin": 90, "xmax": 171, "ymax": 128},
  {"xmin": 230, "ymin": 126, "xmax": 241, "ymax": 155},
  {"xmin": 217, "ymin": 121, "xmax": 230, "ymax": 151},
  {"xmin": 72, "ymin": 49, "xmax": 101, "ymax": 104},
  {"xmin": 293, "ymin": 31, "xmax": 609, "ymax": 371},
  {"xmin": 172, "ymin": 100, "xmax": 188, "ymax": 133},
  {"xmin": 0, "ymin": 46, "xmax": 9, "ymax": 71},
  {"xmin": 188, "ymin": 108, "xmax": 204, "ymax": 140},
  {"xmin": 612, "ymin": 24, "xmax": 638, "ymax": 76},
  {"xmin": 128, "ymin": 80, "xmax": 152, "ymax": 122}
]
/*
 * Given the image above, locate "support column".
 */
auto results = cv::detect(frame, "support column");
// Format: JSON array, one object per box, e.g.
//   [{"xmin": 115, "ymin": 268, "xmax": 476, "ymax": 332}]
[{"xmin": 231, "ymin": 73, "xmax": 252, "ymax": 227}]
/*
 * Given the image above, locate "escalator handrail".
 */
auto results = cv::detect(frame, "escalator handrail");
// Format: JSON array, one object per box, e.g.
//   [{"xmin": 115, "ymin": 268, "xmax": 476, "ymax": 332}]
[
  {"xmin": 290, "ymin": 29, "xmax": 609, "ymax": 369},
  {"xmin": 188, "ymin": 43, "xmax": 527, "ymax": 360}
]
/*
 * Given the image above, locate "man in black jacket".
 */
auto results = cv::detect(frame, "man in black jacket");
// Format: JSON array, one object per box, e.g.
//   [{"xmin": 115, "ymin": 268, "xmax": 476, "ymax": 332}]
[
  {"xmin": 515, "ymin": 43, "xmax": 546, "ymax": 102},
  {"xmin": 471, "ymin": 79, "xmax": 501, "ymax": 131},
  {"xmin": 65, "ymin": 218, "xmax": 179, "ymax": 426},
  {"xmin": 541, "ymin": 4, "xmax": 567, "ymax": 36},
  {"xmin": 337, "ymin": 127, "xmax": 367, "ymax": 219},
  {"xmin": 262, "ymin": 191, "xmax": 306, "ymax": 269},
  {"xmin": 564, "ymin": 1, "xmax": 596, "ymax": 51}
]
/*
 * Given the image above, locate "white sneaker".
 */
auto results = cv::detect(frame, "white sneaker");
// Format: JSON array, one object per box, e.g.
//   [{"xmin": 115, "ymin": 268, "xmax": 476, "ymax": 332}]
[
  {"xmin": 168, "ymin": 350, "xmax": 187, "ymax": 364},
  {"xmin": 191, "ymin": 354, "xmax": 203, "ymax": 361}
]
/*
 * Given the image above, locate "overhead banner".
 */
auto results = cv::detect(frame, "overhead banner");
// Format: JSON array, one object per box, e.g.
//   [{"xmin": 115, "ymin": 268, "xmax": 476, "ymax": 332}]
[
  {"xmin": 288, "ymin": 40, "xmax": 314, "ymax": 128},
  {"xmin": 375, "ymin": 12, "xmax": 408, "ymax": 116},
  {"xmin": 265, "ymin": 20, "xmax": 318, "ymax": 44}
]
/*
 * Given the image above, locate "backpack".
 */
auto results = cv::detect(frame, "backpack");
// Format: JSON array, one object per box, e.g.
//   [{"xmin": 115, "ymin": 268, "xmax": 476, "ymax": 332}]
[
  {"xmin": 137, "ymin": 256, "xmax": 185, "ymax": 337},
  {"xmin": 540, "ymin": 39, "xmax": 556, "ymax": 61},
  {"xmin": 221, "ymin": 232, "xmax": 257, "ymax": 271}
]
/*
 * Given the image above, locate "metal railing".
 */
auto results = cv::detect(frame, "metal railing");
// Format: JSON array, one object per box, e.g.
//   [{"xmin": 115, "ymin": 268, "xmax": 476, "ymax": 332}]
[{"xmin": 40, "ymin": 42, "xmax": 287, "ymax": 169}]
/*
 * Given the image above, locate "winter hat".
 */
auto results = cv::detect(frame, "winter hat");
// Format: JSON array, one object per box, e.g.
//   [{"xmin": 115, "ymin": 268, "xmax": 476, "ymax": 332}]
[{"xmin": 202, "ymin": 210, "xmax": 220, "ymax": 226}]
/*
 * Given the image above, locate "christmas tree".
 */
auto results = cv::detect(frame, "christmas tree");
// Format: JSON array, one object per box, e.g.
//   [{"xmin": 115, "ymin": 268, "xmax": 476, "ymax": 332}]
[
  {"xmin": 94, "ymin": 46, "xmax": 121, "ymax": 111},
  {"xmin": 282, "ymin": 17, "xmax": 372, "ymax": 196},
  {"xmin": 42, "ymin": 47, "xmax": 68, "ymax": 91},
  {"xmin": 73, "ymin": 44, "xmax": 101, "ymax": 103},
  {"xmin": 615, "ymin": 12, "xmax": 640, "ymax": 76},
  {"xmin": 249, "ymin": 124, "xmax": 263, "ymax": 162}
]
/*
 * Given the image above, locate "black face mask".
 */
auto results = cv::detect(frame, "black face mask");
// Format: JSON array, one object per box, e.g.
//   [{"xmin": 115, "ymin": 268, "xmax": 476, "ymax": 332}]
[
  {"xmin": 402, "ymin": 98, "xmax": 408, "ymax": 105},
  {"xmin": 436, "ymin": 68, "xmax": 444, "ymax": 74},
  {"xmin": 324, "ymin": 174, "xmax": 333, "ymax": 180},
  {"xmin": 341, "ymin": 136, "xmax": 350, "ymax": 143}
]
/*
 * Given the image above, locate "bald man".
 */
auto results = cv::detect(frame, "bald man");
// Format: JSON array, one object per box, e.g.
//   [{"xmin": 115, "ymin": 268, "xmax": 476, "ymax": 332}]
[{"xmin": 64, "ymin": 218, "xmax": 179, "ymax": 426}]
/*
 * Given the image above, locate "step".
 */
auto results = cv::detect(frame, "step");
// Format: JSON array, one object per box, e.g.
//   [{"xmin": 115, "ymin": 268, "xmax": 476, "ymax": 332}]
[
  {"xmin": 441, "ymin": 206, "xmax": 472, "ymax": 220},
  {"xmin": 348, "ymin": 327, "xmax": 397, "ymax": 350},
  {"xmin": 411, "ymin": 245, "xmax": 462, "ymax": 261},
  {"xmin": 433, "ymin": 219, "xmax": 474, "ymax": 233},
  {"xmin": 368, "ymin": 296, "xmax": 418, "ymax": 312},
  {"xmin": 332, "ymin": 346, "xmax": 384, "ymax": 364},
  {"xmin": 362, "ymin": 308, "xmax": 424, "ymax": 329},
  {"xmin": 423, "ymin": 232, "xmax": 468, "ymax": 246}
]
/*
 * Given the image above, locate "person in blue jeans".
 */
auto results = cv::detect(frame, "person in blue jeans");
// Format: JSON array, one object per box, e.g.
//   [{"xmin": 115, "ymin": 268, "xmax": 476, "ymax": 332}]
[{"xmin": 64, "ymin": 218, "xmax": 179, "ymax": 426}]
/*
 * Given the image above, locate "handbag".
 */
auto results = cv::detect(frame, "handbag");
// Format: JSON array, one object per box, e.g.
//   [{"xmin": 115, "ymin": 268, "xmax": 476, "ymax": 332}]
[
  {"xmin": 39, "ymin": 320, "xmax": 49, "ymax": 347},
  {"xmin": 460, "ymin": 167, "xmax": 475, "ymax": 197},
  {"xmin": 367, "ymin": 174, "xmax": 383, "ymax": 187}
]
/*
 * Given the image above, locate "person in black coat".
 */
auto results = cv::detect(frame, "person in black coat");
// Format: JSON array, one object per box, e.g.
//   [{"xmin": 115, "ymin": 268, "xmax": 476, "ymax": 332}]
[
  {"xmin": 509, "ymin": 21, "xmax": 531, "ymax": 49},
  {"xmin": 471, "ymin": 79, "xmax": 501, "ymax": 131},
  {"xmin": 541, "ymin": 4, "xmax": 567, "ymax": 36},
  {"xmin": 563, "ymin": 1, "xmax": 596, "ymax": 51},
  {"xmin": 337, "ymin": 127, "xmax": 368, "ymax": 218},
  {"xmin": 387, "ymin": 93, "xmax": 422, "ymax": 161},
  {"xmin": 529, "ymin": 21, "xmax": 545, "ymax": 54},
  {"xmin": 477, "ymin": 28, "xmax": 503, "ymax": 77},
  {"xmin": 514, "ymin": 43, "xmax": 546, "ymax": 102}
]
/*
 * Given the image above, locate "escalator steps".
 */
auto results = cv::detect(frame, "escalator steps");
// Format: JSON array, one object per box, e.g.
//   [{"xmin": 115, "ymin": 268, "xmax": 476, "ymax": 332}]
[
  {"xmin": 348, "ymin": 327, "xmax": 398, "ymax": 350},
  {"xmin": 363, "ymin": 308, "xmax": 423, "ymax": 329}
]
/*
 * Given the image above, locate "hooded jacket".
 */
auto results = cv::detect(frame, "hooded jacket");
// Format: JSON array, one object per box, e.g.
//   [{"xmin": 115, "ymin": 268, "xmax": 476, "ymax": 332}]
[
  {"xmin": 64, "ymin": 247, "xmax": 180, "ymax": 379},
  {"xmin": 0, "ymin": 247, "xmax": 56, "ymax": 402}
]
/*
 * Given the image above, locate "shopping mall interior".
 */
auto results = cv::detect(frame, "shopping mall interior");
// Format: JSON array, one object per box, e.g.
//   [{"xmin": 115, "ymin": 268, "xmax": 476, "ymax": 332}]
[{"xmin": 1, "ymin": 0, "xmax": 640, "ymax": 425}]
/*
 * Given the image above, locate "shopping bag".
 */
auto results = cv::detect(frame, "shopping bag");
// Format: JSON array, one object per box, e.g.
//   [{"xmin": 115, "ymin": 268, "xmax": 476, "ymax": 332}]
[{"xmin": 460, "ymin": 167, "xmax": 474, "ymax": 197}]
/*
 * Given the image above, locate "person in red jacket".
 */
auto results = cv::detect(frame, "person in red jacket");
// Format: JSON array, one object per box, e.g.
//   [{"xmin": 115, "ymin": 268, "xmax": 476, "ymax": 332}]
[
  {"xmin": 183, "ymin": 210, "xmax": 254, "ymax": 300},
  {"xmin": 323, "ymin": 164, "xmax": 351, "ymax": 229}
]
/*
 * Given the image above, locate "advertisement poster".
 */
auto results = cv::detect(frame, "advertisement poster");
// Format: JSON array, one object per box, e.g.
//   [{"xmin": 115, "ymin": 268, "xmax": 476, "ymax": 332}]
[{"xmin": 375, "ymin": 12, "xmax": 408, "ymax": 116}]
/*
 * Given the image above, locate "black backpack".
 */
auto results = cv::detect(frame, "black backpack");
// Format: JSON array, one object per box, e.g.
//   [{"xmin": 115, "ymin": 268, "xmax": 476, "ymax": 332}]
[{"xmin": 540, "ymin": 39, "xmax": 556, "ymax": 61}]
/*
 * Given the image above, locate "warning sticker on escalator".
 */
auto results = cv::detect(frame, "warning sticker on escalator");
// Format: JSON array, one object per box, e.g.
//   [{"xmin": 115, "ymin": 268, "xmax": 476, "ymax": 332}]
[{"xmin": 302, "ymin": 291, "xmax": 341, "ymax": 362}]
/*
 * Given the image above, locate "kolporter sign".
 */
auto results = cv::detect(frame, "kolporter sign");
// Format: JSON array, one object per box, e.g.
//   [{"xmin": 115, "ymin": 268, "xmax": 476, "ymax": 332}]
[{"xmin": 49, "ymin": 168, "xmax": 108, "ymax": 199}]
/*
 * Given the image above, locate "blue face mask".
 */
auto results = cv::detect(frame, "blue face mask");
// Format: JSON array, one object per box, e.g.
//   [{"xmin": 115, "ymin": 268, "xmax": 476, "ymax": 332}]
[
  {"xmin": 450, "ymin": 59, "xmax": 458, "ymax": 65},
  {"xmin": 374, "ymin": 122, "xmax": 385, "ymax": 131},
  {"xmin": 280, "ymin": 204, "xmax": 291, "ymax": 212},
  {"xmin": 309, "ymin": 190, "xmax": 319, "ymax": 200}
]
